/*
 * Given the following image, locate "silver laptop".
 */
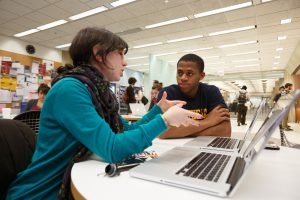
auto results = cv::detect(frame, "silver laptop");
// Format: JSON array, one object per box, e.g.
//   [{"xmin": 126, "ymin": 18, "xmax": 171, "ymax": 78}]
[
  {"xmin": 129, "ymin": 103, "xmax": 147, "ymax": 116},
  {"xmin": 130, "ymin": 90, "xmax": 300, "ymax": 197},
  {"xmin": 184, "ymin": 98, "xmax": 266, "ymax": 153}
]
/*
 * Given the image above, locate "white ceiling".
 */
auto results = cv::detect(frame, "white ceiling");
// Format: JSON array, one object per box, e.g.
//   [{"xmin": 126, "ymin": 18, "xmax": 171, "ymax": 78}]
[{"xmin": 1, "ymin": 0, "xmax": 300, "ymax": 95}]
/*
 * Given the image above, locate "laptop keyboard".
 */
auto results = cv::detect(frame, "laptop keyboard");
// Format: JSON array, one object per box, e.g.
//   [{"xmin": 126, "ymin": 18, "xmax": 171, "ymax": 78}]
[
  {"xmin": 208, "ymin": 137, "xmax": 238, "ymax": 149},
  {"xmin": 176, "ymin": 152, "xmax": 230, "ymax": 182}
]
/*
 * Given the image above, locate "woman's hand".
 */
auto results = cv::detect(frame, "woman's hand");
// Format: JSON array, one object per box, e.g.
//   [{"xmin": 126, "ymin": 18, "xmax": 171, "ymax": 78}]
[
  {"xmin": 157, "ymin": 91, "xmax": 186, "ymax": 112},
  {"xmin": 162, "ymin": 104, "xmax": 202, "ymax": 127}
]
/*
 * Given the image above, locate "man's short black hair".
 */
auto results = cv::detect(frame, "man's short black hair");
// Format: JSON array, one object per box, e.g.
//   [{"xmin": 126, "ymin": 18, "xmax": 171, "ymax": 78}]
[
  {"xmin": 284, "ymin": 83, "xmax": 292, "ymax": 88},
  {"xmin": 177, "ymin": 54, "xmax": 204, "ymax": 72},
  {"xmin": 128, "ymin": 77, "xmax": 137, "ymax": 84},
  {"xmin": 241, "ymin": 85, "xmax": 247, "ymax": 90}
]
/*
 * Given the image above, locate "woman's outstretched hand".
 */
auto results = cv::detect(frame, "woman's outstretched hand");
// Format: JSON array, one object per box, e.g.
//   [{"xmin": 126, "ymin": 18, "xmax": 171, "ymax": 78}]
[
  {"xmin": 162, "ymin": 104, "xmax": 202, "ymax": 127},
  {"xmin": 157, "ymin": 91, "xmax": 186, "ymax": 112}
]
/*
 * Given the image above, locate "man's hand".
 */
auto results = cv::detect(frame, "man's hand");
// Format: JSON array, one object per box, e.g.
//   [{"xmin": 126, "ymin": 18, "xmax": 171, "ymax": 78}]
[
  {"xmin": 204, "ymin": 105, "xmax": 230, "ymax": 127},
  {"xmin": 157, "ymin": 91, "xmax": 186, "ymax": 112}
]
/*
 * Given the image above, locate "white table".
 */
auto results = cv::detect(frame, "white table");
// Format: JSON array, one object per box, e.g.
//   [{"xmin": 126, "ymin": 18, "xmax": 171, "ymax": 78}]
[{"xmin": 71, "ymin": 138, "xmax": 300, "ymax": 200}]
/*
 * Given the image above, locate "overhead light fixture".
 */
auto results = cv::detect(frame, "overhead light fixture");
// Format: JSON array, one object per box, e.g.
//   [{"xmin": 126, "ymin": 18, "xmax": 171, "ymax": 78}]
[
  {"xmin": 166, "ymin": 35, "xmax": 203, "ymax": 43},
  {"xmin": 126, "ymin": 64, "xmax": 141, "ymax": 67},
  {"xmin": 274, "ymin": 56, "xmax": 280, "ymax": 59},
  {"xmin": 154, "ymin": 52, "xmax": 178, "ymax": 56},
  {"xmin": 111, "ymin": 0, "xmax": 135, "ymax": 7},
  {"xmin": 37, "ymin": 20, "xmax": 68, "ymax": 30},
  {"xmin": 232, "ymin": 58, "xmax": 259, "ymax": 63},
  {"xmin": 209, "ymin": 25, "xmax": 256, "ymax": 36},
  {"xmin": 235, "ymin": 64, "xmax": 259, "ymax": 68},
  {"xmin": 273, "ymin": 67, "xmax": 278, "ymax": 69},
  {"xmin": 273, "ymin": 62, "xmax": 279, "ymax": 65},
  {"xmin": 56, "ymin": 43, "xmax": 72, "ymax": 49},
  {"xmin": 277, "ymin": 36, "xmax": 287, "ymax": 40},
  {"xmin": 226, "ymin": 51, "xmax": 258, "ymax": 56},
  {"xmin": 145, "ymin": 17, "xmax": 188, "ymax": 29},
  {"xmin": 14, "ymin": 29, "xmax": 40, "ymax": 37},
  {"xmin": 133, "ymin": 42, "xmax": 163, "ymax": 49},
  {"xmin": 276, "ymin": 47, "xmax": 283, "ymax": 51},
  {"xmin": 281, "ymin": 18, "xmax": 292, "ymax": 24},
  {"xmin": 203, "ymin": 55, "xmax": 219, "ymax": 59},
  {"xmin": 69, "ymin": 6, "xmax": 108, "ymax": 20},
  {"xmin": 127, "ymin": 56, "xmax": 148, "ymax": 60},
  {"xmin": 218, "ymin": 40, "xmax": 257, "ymax": 48},
  {"xmin": 183, "ymin": 47, "xmax": 213, "ymax": 52},
  {"xmin": 261, "ymin": 0, "xmax": 272, "ymax": 2},
  {"xmin": 194, "ymin": 1, "xmax": 252, "ymax": 18}
]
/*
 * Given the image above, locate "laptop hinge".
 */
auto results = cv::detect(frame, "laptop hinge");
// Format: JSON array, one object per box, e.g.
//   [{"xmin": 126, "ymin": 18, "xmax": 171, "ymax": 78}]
[{"xmin": 226, "ymin": 157, "xmax": 246, "ymax": 190}]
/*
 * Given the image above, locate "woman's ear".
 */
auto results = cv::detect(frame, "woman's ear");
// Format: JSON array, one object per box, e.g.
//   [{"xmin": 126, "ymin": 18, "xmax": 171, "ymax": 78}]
[{"xmin": 93, "ymin": 45, "xmax": 102, "ymax": 63}]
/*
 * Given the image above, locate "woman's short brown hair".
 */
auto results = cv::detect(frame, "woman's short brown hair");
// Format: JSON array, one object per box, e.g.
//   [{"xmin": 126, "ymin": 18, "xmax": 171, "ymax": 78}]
[{"xmin": 69, "ymin": 27, "xmax": 128, "ymax": 66}]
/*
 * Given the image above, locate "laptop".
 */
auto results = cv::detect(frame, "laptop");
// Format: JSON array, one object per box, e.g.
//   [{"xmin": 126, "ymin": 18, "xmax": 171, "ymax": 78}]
[
  {"xmin": 129, "ymin": 103, "xmax": 147, "ymax": 116},
  {"xmin": 130, "ymin": 90, "xmax": 300, "ymax": 197},
  {"xmin": 184, "ymin": 98, "xmax": 267, "ymax": 153}
]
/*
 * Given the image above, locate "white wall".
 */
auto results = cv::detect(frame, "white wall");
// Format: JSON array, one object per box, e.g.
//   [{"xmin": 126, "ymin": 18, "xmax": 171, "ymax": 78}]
[
  {"xmin": 0, "ymin": 35, "xmax": 62, "ymax": 62},
  {"xmin": 118, "ymin": 68, "xmax": 144, "ymax": 87}
]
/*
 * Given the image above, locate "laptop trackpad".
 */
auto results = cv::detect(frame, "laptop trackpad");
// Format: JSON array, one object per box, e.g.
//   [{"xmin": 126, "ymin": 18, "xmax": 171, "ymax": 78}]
[{"xmin": 154, "ymin": 147, "xmax": 199, "ymax": 164}]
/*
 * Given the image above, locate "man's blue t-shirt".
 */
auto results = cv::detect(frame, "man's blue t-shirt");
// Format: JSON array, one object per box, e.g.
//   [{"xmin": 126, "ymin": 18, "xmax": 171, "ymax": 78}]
[{"xmin": 157, "ymin": 83, "xmax": 226, "ymax": 118}]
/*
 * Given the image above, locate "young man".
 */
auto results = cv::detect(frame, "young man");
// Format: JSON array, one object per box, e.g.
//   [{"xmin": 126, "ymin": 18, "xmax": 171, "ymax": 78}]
[
  {"xmin": 157, "ymin": 54, "xmax": 231, "ymax": 139},
  {"xmin": 236, "ymin": 85, "xmax": 250, "ymax": 126}
]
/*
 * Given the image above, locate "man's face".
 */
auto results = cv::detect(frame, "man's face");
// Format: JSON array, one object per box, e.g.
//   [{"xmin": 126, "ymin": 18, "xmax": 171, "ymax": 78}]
[{"xmin": 176, "ymin": 61, "xmax": 205, "ymax": 97}]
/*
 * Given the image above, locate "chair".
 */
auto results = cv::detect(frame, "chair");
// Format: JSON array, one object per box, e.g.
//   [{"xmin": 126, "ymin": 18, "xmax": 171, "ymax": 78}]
[
  {"xmin": 13, "ymin": 110, "xmax": 41, "ymax": 134},
  {"xmin": 0, "ymin": 119, "xmax": 36, "ymax": 199}
]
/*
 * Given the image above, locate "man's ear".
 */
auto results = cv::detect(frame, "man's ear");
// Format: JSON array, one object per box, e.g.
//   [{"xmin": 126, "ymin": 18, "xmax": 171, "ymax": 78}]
[{"xmin": 200, "ymin": 72, "xmax": 206, "ymax": 80}]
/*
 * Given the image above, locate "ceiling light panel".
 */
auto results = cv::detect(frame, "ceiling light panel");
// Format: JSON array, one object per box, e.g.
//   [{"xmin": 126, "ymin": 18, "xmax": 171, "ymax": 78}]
[
  {"xmin": 37, "ymin": 20, "xmax": 68, "ymax": 30},
  {"xmin": 133, "ymin": 42, "xmax": 163, "ymax": 49},
  {"xmin": 280, "ymin": 18, "xmax": 292, "ymax": 24},
  {"xmin": 69, "ymin": 6, "xmax": 108, "ymax": 20},
  {"xmin": 194, "ymin": 1, "xmax": 252, "ymax": 18},
  {"xmin": 145, "ymin": 17, "xmax": 189, "ymax": 29},
  {"xmin": 56, "ymin": 43, "xmax": 71, "ymax": 48},
  {"xmin": 111, "ymin": 0, "xmax": 136, "ymax": 7},
  {"xmin": 218, "ymin": 40, "xmax": 257, "ymax": 48},
  {"xmin": 14, "ymin": 29, "xmax": 40, "ymax": 37},
  {"xmin": 208, "ymin": 25, "xmax": 256, "ymax": 36}
]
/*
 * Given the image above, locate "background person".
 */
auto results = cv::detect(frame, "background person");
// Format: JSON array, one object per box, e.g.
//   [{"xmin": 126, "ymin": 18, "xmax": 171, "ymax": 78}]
[
  {"xmin": 6, "ymin": 27, "xmax": 201, "ymax": 199},
  {"xmin": 24, "ymin": 83, "xmax": 50, "ymax": 111},
  {"xmin": 157, "ymin": 53, "xmax": 231, "ymax": 139},
  {"xmin": 236, "ymin": 85, "xmax": 250, "ymax": 126},
  {"xmin": 148, "ymin": 85, "xmax": 161, "ymax": 111},
  {"xmin": 124, "ymin": 77, "xmax": 137, "ymax": 114}
]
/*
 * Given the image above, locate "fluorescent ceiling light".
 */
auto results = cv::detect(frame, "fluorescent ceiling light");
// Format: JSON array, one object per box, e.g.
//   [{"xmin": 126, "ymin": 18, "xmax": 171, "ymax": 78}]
[
  {"xmin": 127, "ymin": 56, "xmax": 148, "ymax": 60},
  {"xmin": 226, "ymin": 51, "xmax": 258, "ymax": 56},
  {"xmin": 203, "ymin": 55, "xmax": 219, "ymax": 59},
  {"xmin": 56, "ymin": 43, "xmax": 72, "ymax": 49},
  {"xmin": 194, "ymin": 1, "xmax": 252, "ymax": 18},
  {"xmin": 281, "ymin": 18, "xmax": 292, "ymax": 24},
  {"xmin": 145, "ymin": 17, "xmax": 188, "ymax": 29},
  {"xmin": 111, "ymin": 0, "xmax": 135, "ymax": 7},
  {"xmin": 183, "ymin": 47, "xmax": 213, "ymax": 52},
  {"xmin": 235, "ymin": 64, "xmax": 259, "ymax": 68},
  {"xmin": 206, "ymin": 62, "xmax": 224, "ymax": 65},
  {"xmin": 14, "ymin": 29, "xmax": 40, "ymax": 37},
  {"xmin": 218, "ymin": 40, "xmax": 257, "ymax": 48},
  {"xmin": 277, "ymin": 36, "xmax": 287, "ymax": 40},
  {"xmin": 133, "ymin": 42, "xmax": 162, "ymax": 49},
  {"xmin": 261, "ymin": 0, "xmax": 272, "ymax": 2},
  {"xmin": 69, "ymin": 6, "xmax": 108, "ymax": 20},
  {"xmin": 37, "ymin": 20, "xmax": 68, "ymax": 30},
  {"xmin": 154, "ymin": 52, "xmax": 178, "ymax": 56},
  {"xmin": 127, "ymin": 64, "xmax": 141, "ymax": 67},
  {"xmin": 273, "ymin": 67, "xmax": 277, "ymax": 69},
  {"xmin": 276, "ymin": 47, "xmax": 283, "ymax": 51},
  {"xmin": 273, "ymin": 62, "xmax": 279, "ymax": 65},
  {"xmin": 209, "ymin": 25, "xmax": 256, "ymax": 36},
  {"xmin": 232, "ymin": 58, "xmax": 259, "ymax": 63},
  {"xmin": 274, "ymin": 56, "xmax": 280, "ymax": 59},
  {"xmin": 166, "ymin": 35, "xmax": 203, "ymax": 43}
]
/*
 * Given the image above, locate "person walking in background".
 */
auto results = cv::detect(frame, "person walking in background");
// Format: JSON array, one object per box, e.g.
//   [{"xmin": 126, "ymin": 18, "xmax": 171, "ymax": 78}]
[
  {"xmin": 6, "ymin": 27, "xmax": 201, "ymax": 199},
  {"xmin": 237, "ymin": 85, "xmax": 250, "ymax": 126},
  {"xmin": 24, "ymin": 83, "xmax": 50, "ymax": 111},
  {"xmin": 279, "ymin": 83, "xmax": 294, "ymax": 131},
  {"xmin": 273, "ymin": 86, "xmax": 285, "ymax": 105},
  {"xmin": 148, "ymin": 85, "xmax": 161, "ymax": 111},
  {"xmin": 124, "ymin": 77, "xmax": 137, "ymax": 113},
  {"xmin": 157, "ymin": 53, "xmax": 231, "ymax": 139}
]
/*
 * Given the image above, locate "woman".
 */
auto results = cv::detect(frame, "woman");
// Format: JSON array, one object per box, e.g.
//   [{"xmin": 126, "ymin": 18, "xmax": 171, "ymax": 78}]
[
  {"xmin": 6, "ymin": 27, "xmax": 201, "ymax": 199},
  {"xmin": 124, "ymin": 77, "xmax": 137, "ymax": 113},
  {"xmin": 24, "ymin": 83, "xmax": 50, "ymax": 111}
]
